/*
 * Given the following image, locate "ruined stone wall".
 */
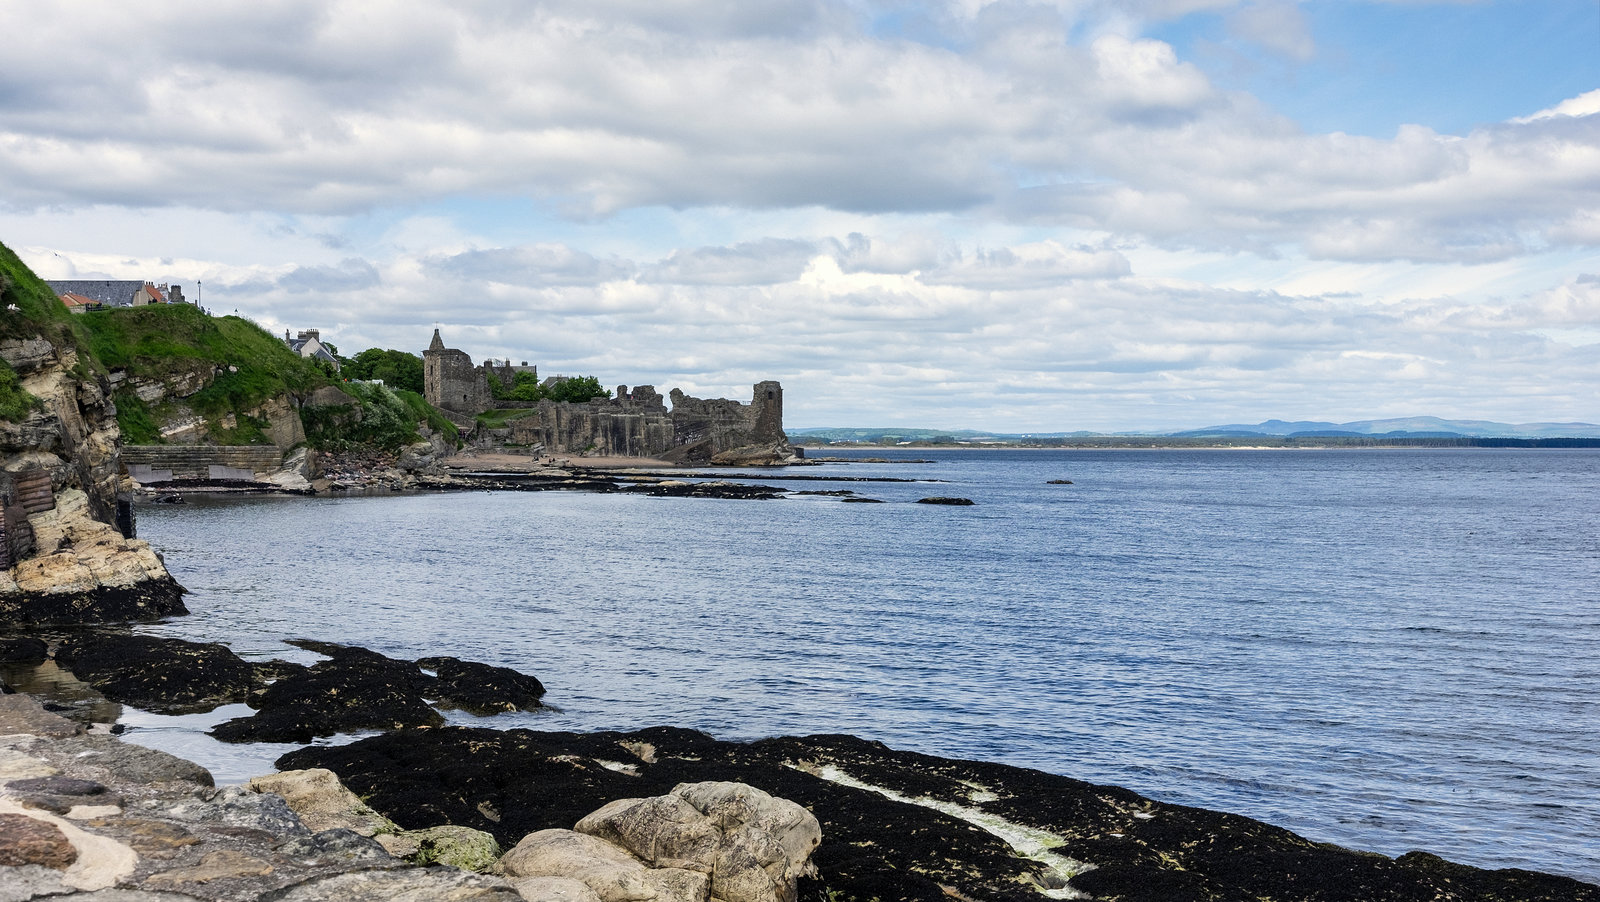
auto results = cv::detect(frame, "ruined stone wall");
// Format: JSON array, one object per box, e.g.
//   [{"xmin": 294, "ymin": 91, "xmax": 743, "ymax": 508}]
[
  {"xmin": 506, "ymin": 382, "xmax": 790, "ymax": 463},
  {"xmin": 510, "ymin": 385, "xmax": 677, "ymax": 457}
]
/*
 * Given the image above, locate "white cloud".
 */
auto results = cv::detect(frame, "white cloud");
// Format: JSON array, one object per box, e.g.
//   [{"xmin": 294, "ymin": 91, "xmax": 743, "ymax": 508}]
[{"xmin": 2, "ymin": 2, "xmax": 1593, "ymax": 266}]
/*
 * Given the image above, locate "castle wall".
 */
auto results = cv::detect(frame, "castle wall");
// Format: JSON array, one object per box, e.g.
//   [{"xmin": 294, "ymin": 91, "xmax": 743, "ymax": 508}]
[{"xmin": 424, "ymin": 331, "xmax": 789, "ymax": 461}]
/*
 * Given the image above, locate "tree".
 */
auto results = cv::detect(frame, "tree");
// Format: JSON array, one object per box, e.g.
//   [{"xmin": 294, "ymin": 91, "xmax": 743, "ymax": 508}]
[
  {"xmin": 545, "ymin": 375, "xmax": 609, "ymax": 403},
  {"xmin": 343, "ymin": 348, "xmax": 425, "ymax": 394}
]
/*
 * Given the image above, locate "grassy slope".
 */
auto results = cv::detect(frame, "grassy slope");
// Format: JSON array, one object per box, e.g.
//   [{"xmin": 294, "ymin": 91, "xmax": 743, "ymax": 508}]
[
  {"xmin": 0, "ymin": 241, "xmax": 90, "ymax": 421},
  {"xmin": 79, "ymin": 303, "xmax": 333, "ymax": 444}
]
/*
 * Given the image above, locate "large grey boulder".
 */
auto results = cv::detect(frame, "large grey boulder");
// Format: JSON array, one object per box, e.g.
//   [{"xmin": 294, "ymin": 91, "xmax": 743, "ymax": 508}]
[
  {"xmin": 573, "ymin": 781, "xmax": 820, "ymax": 902},
  {"xmin": 495, "ymin": 829, "xmax": 656, "ymax": 902},
  {"xmin": 248, "ymin": 768, "xmax": 397, "ymax": 837}
]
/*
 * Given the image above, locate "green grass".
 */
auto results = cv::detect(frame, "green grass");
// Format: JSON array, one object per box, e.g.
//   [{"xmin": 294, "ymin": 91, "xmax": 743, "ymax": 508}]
[
  {"xmin": 78, "ymin": 304, "xmax": 334, "ymax": 442},
  {"xmin": 395, "ymin": 389, "xmax": 460, "ymax": 445},
  {"xmin": 475, "ymin": 407, "xmax": 538, "ymax": 429}
]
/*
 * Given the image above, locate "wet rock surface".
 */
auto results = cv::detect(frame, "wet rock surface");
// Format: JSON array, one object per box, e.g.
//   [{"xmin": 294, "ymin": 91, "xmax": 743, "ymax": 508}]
[
  {"xmin": 619, "ymin": 480, "xmax": 785, "ymax": 500},
  {"xmin": 53, "ymin": 634, "xmax": 264, "ymax": 714},
  {"xmin": 283, "ymin": 727, "xmax": 1600, "ymax": 902},
  {"xmin": 914, "ymin": 496, "xmax": 975, "ymax": 505}
]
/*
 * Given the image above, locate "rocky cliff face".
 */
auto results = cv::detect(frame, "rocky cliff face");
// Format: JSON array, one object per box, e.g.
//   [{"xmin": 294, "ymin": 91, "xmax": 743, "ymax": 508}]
[{"xmin": 0, "ymin": 334, "xmax": 185, "ymax": 626}]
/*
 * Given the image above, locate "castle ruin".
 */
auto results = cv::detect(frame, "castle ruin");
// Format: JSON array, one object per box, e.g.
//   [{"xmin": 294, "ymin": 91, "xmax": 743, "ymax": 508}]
[{"xmin": 422, "ymin": 329, "xmax": 792, "ymax": 464}]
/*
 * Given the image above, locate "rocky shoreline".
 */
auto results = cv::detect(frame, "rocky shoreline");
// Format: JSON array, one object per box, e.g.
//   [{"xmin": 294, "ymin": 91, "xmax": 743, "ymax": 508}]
[{"xmin": 3, "ymin": 632, "xmax": 1596, "ymax": 902}]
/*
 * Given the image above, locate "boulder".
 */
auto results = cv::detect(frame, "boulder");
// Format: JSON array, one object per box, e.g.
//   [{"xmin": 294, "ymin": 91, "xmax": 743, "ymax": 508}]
[
  {"xmin": 393, "ymin": 824, "xmax": 502, "ymax": 872},
  {"xmin": 247, "ymin": 768, "xmax": 397, "ymax": 837},
  {"xmin": 577, "ymin": 782, "xmax": 820, "ymax": 902},
  {"xmin": 495, "ymin": 829, "xmax": 655, "ymax": 902}
]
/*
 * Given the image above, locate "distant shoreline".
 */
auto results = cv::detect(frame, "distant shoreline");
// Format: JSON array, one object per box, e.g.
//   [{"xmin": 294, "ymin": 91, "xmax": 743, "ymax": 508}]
[{"xmin": 795, "ymin": 436, "xmax": 1600, "ymax": 451}]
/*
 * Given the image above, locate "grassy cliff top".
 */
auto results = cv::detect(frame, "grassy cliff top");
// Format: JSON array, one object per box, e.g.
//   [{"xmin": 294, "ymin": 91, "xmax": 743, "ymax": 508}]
[{"xmin": 81, "ymin": 302, "xmax": 329, "ymax": 391}]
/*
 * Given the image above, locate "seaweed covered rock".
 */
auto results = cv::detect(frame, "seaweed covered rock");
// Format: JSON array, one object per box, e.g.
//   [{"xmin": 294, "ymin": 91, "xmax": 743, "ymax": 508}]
[
  {"xmin": 212, "ymin": 641, "xmax": 442, "ymax": 743},
  {"xmin": 284, "ymin": 728, "xmax": 1600, "ymax": 902},
  {"xmin": 418, "ymin": 655, "xmax": 545, "ymax": 714},
  {"xmin": 54, "ymin": 633, "xmax": 262, "ymax": 714}
]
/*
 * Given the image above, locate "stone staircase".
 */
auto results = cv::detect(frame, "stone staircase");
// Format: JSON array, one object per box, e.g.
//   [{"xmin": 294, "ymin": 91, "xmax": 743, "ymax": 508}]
[{"xmin": 121, "ymin": 445, "xmax": 286, "ymax": 482}]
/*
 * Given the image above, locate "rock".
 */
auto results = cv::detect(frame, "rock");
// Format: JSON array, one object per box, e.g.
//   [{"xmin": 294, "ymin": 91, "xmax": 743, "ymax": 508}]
[
  {"xmin": 54, "ymin": 633, "xmax": 261, "ymax": 714},
  {"xmin": 0, "ymin": 811, "xmax": 78, "ymax": 868},
  {"xmin": 577, "ymin": 782, "xmax": 820, "ymax": 902},
  {"xmin": 273, "ymin": 828, "xmax": 395, "ymax": 867},
  {"xmin": 247, "ymin": 768, "xmax": 398, "ymax": 837},
  {"xmin": 212, "ymin": 642, "xmax": 443, "ymax": 743},
  {"xmin": 141, "ymin": 848, "xmax": 274, "ymax": 885},
  {"xmin": 397, "ymin": 441, "xmax": 439, "ymax": 472},
  {"xmin": 163, "ymin": 785, "xmax": 307, "ymax": 838},
  {"xmin": 269, "ymin": 446, "xmax": 319, "ymax": 492},
  {"xmin": 494, "ymin": 829, "xmax": 655, "ymax": 902},
  {"xmin": 915, "ymin": 496, "xmax": 974, "ymax": 505},
  {"xmin": 402, "ymin": 824, "xmax": 502, "ymax": 871},
  {"xmin": 506, "ymin": 876, "xmax": 603, "ymax": 902},
  {"xmin": 268, "ymin": 867, "xmax": 524, "ymax": 901},
  {"xmin": 1047, "ymin": 479, "xmax": 1073, "ymax": 485},
  {"xmin": 62, "ymin": 735, "xmax": 213, "ymax": 788},
  {"xmin": 0, "ymin": 637, "xmax": 47, "ymax": 664},
  {"xmin": 0, "ymin": 692, "xmax": 83, "ymax": 739},
  {"xmin": 620, "ymin": 481, "xmax": 784, "ymax": 500},
  {"xmin": 838, "ymin": 497, "xmax": 883, "ymax": 503},
  {"xmin": 5, "ymin": 775, "xmax": 121, "ymax": 815},
  {"xmin": 643, "ymin": 868, "xmax": 709, "ymax": 902},
  {"xmin": 418, "ymin": 656, "xmax": 545, "ymax": 714},
  {"xmin": 0, "ymin": 489, "xmax": 187, "ymax": 627},
  {"xmin": 282, "ymin": 726, "xmax": 1600, "ymax": 902}
]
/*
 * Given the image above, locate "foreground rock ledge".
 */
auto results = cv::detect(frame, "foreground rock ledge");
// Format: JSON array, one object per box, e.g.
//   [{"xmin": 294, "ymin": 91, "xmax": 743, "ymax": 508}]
[{"xmin": 284, "ymin": 726, "xmax": 1600, "ymax": 902}]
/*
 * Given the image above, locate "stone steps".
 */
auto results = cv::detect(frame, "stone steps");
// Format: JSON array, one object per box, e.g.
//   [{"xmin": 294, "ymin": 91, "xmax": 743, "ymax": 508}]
[{"xmin": 121, "ymin": 445, "xmax": 286, "ymax": 481}]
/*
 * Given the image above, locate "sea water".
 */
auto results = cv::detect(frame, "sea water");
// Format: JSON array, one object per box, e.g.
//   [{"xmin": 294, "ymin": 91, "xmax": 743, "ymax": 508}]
[{"xmin": 124, "ymin": 448, "xmax": 1600, "ymax": 883}]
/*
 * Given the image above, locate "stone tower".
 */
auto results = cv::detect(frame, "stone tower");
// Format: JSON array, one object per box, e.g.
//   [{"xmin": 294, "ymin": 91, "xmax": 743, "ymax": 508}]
[
  {"xmin": 748, "ymin": 381, "xmax": 784, "ymax": 443},
  {"xmin": 423, "ymin": 329, "xmax": 491, "ymax": 415}
]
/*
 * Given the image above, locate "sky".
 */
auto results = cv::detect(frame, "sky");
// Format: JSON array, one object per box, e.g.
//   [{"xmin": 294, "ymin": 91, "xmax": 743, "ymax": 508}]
[{"xmin": 2, "ymin": 0, "xmax": 1597, "ymax": 432}]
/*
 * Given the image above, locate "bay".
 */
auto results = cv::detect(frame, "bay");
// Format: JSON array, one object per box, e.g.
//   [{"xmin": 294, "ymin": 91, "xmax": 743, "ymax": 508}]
[{"xmin": 129, "ymin": 448, "xmax": 1600, "ymax": 883}]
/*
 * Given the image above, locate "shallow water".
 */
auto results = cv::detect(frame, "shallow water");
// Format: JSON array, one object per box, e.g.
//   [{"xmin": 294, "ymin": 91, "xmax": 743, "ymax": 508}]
[{"xmin": 124, "ymin": 448, "xmax": 1600, "ymax": 883}]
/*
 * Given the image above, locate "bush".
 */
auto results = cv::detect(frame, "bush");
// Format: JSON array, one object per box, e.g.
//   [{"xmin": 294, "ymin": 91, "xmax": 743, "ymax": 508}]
[
  {"xmin": 342, "ymin": 348, "xmax": 425, "ymax": 394},
  {"xmin": 302, "ymin": 382, "xmax": 445, "ymax": 452}
]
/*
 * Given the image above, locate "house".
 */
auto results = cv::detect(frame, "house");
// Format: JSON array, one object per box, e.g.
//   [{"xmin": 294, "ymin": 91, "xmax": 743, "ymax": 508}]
[
  {"xmin": 45, "ymin": 280, "xmax": 189, "ymax": 309},
  {"xmin": 58, "ymin": 293, "xmax": 101, "ymax": 314},
  {"xmin": 284, "ymin": 329, "xmax": 340, "ymax": 371}
]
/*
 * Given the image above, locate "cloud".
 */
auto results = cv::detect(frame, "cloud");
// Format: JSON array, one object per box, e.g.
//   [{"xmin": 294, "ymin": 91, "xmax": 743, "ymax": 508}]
[
  {"xmin": 918, "ymin": 241, "xmax": 1131, "ymax": 287},
  {"xmin": 1, "ymin": 3, "xmax": 1595, "ymax": 266},
  {"xmin": 276, "ymin": 257, "xmax": 380, "ymax": 294},
  {"xmin": 1224, "ymin": 1, "xmax": 1314, "ymax": 61},
  {"xmin": 428, "ymin": 245, "xmax": 636, "ymax": 286},
  {"xmin": 641, "ymin": 238, "xmax": 820, "ymax": 285}
]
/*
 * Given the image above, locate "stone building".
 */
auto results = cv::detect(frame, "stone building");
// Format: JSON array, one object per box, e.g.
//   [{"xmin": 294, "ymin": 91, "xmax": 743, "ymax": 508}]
[
  {"xmin": 423, "ymin": 330, "xmax": 791, "ymax": 462},
  {"xmin": 423, "ymin": 329, "xmax": 493, "ymax": 420}
]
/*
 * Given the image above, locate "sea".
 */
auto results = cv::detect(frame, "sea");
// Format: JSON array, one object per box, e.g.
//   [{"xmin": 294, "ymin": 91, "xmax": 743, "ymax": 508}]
[{"xmin": 103, "ymin": 448, "xmax": 1600, "ymax": 883}]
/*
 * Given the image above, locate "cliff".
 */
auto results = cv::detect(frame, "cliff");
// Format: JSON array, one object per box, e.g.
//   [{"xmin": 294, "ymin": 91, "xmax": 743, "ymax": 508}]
[{"xmin": 0, "ymin": 242, "xmax": 185, "ymax": 625}]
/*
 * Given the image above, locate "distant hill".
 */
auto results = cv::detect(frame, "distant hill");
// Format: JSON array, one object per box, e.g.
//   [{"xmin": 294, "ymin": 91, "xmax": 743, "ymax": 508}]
[
  {"xmin": 790, "ymin": 417, "xmax": 1600, "ymax": 445},
  {"xmin": 1176, "ymin": 417, "xmax": 1600, "ymax": 439}
]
